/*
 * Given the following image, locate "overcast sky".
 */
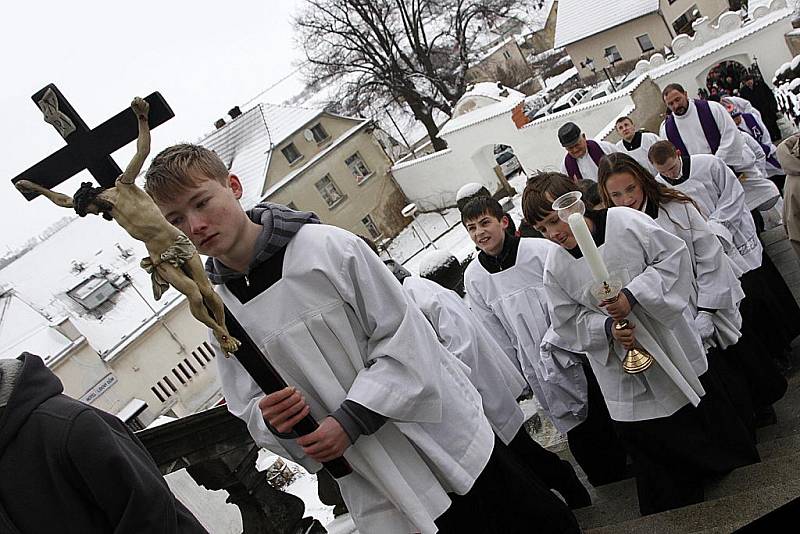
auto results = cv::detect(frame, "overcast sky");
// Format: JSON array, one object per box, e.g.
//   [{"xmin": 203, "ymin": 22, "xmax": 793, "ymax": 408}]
[{"xmin": 0, "ymin": 0, "xmax": 306, "ymax": 251}]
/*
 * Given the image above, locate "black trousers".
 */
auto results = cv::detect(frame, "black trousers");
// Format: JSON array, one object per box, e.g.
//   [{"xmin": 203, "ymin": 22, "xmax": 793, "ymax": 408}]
[
  {"xmin": 435, "ymin": 438, "xmax": 581, "ymax": 534},
  {"xmin": 614, "ymin": 366, "xmax": 760, "ymax": 516},
  {"xmin": 566, "ymin": 363, "xmax": 628, "ymax": 486}
]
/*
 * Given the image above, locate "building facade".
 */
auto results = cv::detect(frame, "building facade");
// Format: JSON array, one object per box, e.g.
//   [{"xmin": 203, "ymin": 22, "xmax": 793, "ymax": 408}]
[
  {"xmin": 0, "ymin": 217, "xmax": 221, "ymax": 429},
  {"xmin": 555, "ymin": 0, "xmax": 733, "ymax": 78},
  {"xmin": 201, "ymin": 105, "xmax": 409, "ymax": 242}
]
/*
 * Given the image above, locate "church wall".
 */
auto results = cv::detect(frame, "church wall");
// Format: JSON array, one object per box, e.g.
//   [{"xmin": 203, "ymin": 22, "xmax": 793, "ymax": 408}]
[{"xmin": 391, "ymin": 82, "xmax": 641, "ymax": 211}]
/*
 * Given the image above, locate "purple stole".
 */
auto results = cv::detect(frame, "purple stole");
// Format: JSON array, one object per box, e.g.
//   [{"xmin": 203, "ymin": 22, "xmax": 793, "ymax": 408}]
[
  {"xmin": 664, "ymin": 99, "xmax": 721, "ymax": 155},
  {"xmin": 564, "ymin": 140, "xmax": 605, "ymax": 181},
  {"xmin": 742, "ymin": 113, "xmax": 781, "ymax": 169}
]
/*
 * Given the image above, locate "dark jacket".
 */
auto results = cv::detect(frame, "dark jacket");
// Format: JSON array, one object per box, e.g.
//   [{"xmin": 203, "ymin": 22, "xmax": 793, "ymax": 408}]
[{"xmin": 0, "ymin": 353, "xmax": 207, "ymax": 534}]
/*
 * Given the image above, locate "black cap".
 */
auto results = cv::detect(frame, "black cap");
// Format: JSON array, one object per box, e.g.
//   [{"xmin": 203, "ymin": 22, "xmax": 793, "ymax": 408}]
[{"xmin": 558, "ymin": 122, "xmax": 582, "ymax": 147}]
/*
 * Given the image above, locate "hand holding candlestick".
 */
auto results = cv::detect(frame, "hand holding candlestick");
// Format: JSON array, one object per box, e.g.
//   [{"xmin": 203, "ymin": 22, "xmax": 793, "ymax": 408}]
[{"xmin": 552, "ymin": 192, "xmax": 654, "ymax": 374}]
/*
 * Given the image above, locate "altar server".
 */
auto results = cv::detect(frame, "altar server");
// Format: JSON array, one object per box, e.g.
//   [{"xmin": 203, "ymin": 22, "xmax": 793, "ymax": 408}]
[
  {"xmin": 649, "ymin": 141, "xmax": 800, "ymax": 374},
  {"xmin": 461, "ymin": 196, "xmax": 628, "ymax": 487},
  {"xmin": 524, "ymin": 173, "xmax": 759, "ymax": 515},
  {"xmin": 614, "ymin": 116, "xmax": 661, "ymax": 176},
  {"xmin": 145, "ymin": 143, "xmax": 580, "ymax": 534},
  {"xmin": 597, "ymin": 153, "xmax": 781, "ymax": 434},
  {"xmin": 401, "ymin": 273, "xmax": 591, "ymax": 509}
]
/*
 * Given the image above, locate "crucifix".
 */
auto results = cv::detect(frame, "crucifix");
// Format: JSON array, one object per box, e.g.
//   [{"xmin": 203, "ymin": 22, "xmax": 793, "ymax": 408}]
[
  {"xmin": 12, "ymin": 83, "xmax": 174, "ymax": 197},
  {"xmin": 10, "ymin": 85, "xmax": 352, "ymax": 478}
]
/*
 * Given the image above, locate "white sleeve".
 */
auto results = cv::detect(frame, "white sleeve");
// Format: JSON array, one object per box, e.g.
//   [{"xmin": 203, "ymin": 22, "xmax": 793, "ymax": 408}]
[
  {"xmin": 683, "ymin": 203, "xmax": 744, "ymax": 311},
  {"xmin": 712, "ymin": 102, "xmax": 747, "ymax": 168},
  {"xmin": 622, "ymin": 212, "xmax": 695, "ymax": 328},
  {"xmin": 559, "ymin": 157, "xmax": 568, "ymax": 176},
  {"xmin": 330, "ymin": 236, "xmax": 445, "ymax": 423},
  {"xmin": 544, "ymin": 264, "xmax": 611, "ymax": 365},
  {"xmin": 707, "ymin": 156, "xmax": 750, "ymax": 233},
  {"xmin": 600, "ymin": 140, "xmax": 619, "ymax": 154}
]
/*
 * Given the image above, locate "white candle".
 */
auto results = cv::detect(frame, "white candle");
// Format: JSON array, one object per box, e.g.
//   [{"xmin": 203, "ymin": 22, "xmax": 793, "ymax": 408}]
[{"xmin": 567, "ymin": 212, "xmax": 610, "ymax": 283}]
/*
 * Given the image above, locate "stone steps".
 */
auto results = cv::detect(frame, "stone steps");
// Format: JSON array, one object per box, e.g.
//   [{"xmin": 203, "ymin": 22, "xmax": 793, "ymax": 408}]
[
  {"xmin": 585, "ymin": 479, "xmax": 800, "ymax": 534},
  {"xmin": 567, "ymin": 345, "xmax": 800, "ymax": 532}
]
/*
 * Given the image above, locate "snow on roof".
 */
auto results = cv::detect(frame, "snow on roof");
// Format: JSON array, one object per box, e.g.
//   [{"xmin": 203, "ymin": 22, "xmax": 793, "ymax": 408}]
[
  {"xmin": 418, "ymin": 250, "xmax": 458, "ymax": 277},
  {"xmin": 438, "ymin": 94, "xmax": 524, "ymax": 137},
  {"xmin": 452, "ymin": 82, "xmax": 526, "ymax": 118},
  {"xmin": 554, "ymin": 0, "xmax": 659, "ymax": 48},
  {"xmin": 198, "ymin": 103, "xmax": 324, "ymax": 209},
  {"xmin": 456, "ymin": 182, "xmax": 487, "ymax": 202},
  {"xmin": 0, "ymin": 216, "xmax": 184, "ymax": 361},
  {"xmin": 544, "ymin": 66, "xmax": 579, "ymax": 91}
]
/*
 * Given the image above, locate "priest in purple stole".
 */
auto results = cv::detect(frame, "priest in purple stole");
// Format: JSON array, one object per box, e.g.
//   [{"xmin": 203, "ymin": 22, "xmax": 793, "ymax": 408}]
[{"xmin": 558, "ymin": 122, "xmax": 618, "ymax": 182}]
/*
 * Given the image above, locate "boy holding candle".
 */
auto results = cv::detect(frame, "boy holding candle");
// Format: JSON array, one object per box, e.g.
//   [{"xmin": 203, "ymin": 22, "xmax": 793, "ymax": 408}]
[
  {"xmin": 461, "ymin": 196, "xmax": 629, "ymax": 487},
  {"xmin": 523, "ymin": 172, "xmax": 758, "ymax": 515}
]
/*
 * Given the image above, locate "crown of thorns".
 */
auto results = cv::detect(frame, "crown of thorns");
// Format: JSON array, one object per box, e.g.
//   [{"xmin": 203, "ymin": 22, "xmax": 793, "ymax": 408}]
[{"xmin": 73, "ymin": 182, "xmax": 112, "ymax": 220}]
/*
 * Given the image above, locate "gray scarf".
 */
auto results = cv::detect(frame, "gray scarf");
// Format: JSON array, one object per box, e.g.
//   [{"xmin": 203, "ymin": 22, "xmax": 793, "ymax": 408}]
[
  {"xmin": 205, "ymin": 202, "xmax": 320, "ymax": 284},
  {"xmin": 0, "ymin": 359, "xmax": 23, "ymax": 409}
]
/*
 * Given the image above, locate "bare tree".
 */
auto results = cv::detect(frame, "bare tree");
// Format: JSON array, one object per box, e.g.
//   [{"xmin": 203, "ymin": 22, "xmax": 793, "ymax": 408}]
[{"xmin": 294, "ymin": 0, "xmax": 523, "ymax": 151}]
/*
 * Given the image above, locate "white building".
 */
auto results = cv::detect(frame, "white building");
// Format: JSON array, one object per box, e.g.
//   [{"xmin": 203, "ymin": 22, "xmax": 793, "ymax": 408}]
[{"xmin": 0, "ymin": 215, "xmax": 221, "ymax": 428}]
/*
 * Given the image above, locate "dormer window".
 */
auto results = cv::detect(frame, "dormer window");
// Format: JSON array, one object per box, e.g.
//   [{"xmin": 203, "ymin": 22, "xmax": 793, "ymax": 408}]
[
  {"xmin": 281, "ymin": 143, "xmax": 302, "ymax": 164},
  {"xmin": 68, "ymin": 275, "xmax": 118, "ymax": 310},
  {"xmin": 310, "ymin": 123, "xmax": 330, "ymax": 143}
]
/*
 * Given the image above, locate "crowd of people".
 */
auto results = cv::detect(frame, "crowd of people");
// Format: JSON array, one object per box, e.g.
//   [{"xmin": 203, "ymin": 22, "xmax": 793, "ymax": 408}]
[{"xmin": 3, "ymin": 78, "xmax": 800, "ymax": 533}]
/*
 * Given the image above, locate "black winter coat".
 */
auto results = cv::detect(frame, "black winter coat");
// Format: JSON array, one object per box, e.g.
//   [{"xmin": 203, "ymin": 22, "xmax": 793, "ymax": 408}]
[{"xmin": 0, "ymin": 353, "xmax": 207, "ymax": 534}]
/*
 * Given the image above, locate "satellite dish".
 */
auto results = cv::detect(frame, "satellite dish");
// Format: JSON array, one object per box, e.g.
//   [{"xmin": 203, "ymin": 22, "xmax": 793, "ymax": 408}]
[{"xmin": 303, "ymin": 129, "xmax": 315, "ymax": 142}]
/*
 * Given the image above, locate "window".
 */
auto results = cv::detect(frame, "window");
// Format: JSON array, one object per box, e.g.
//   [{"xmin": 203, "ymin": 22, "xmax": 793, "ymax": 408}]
[
  {"xmin": 502, "ymin": 50, "xmax": 512, "ymax": 60},
  {"xmin": 310, "ymin": 123, "xmax": 329, "ymax": 143},
  {"xmin": 345, "ymin": 152, "xmax": 372, "ymax": 184},
  {"xmin": 315, "ymin": 175, "xmax": 346, "ymax": 207},
  {"xmin": 603, "ymin": 45, "xmax": 622, "ymax": 64},
  {"xmin": 362, "ymin": 214, "xmax": 382, "ymax": 239},
  {"xmin": 673, "ymin": 5, "xmax": 700, "ymax": 36},
  {"xmin": 281, "ymin": 143, "xmax": 302, "ymax": 164},
  {"xmin": 636, "ymin": 33, "xmax": 654, "ymax": 53}
]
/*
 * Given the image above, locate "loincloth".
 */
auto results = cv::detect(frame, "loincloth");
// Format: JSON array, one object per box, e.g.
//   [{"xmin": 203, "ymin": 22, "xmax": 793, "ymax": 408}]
[{"xmin": 140, "ymin": 233, "xmax": 196, "ymax": 300}]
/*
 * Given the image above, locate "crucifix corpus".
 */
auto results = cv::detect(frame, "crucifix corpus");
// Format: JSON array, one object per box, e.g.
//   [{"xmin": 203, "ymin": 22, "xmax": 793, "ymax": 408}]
[{"xmin": 11, "ymin": 86, "xmax": 352, "ymax": 478}]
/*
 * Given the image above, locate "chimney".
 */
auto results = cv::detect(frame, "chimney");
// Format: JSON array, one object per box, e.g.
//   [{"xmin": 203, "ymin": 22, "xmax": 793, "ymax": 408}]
[
  {"xmin": 214, "ymin": 118, "xmax": 226, "ymax": 129},
  {"xmin": 228, "ymin": 106, "xmax": 242, "ymax": 120}
]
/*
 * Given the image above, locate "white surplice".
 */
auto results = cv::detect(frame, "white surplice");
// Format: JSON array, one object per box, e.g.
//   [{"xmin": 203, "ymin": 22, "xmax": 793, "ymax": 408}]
[
  {"xmin": 213, "ymin": 225, "xmax": 495, "ymax": 534},
  {"xmin": 616, "ymin": 131, "xmax": 661, "ymax": 176},
  {"xmin": 648, "ymin": 200, "xmax": 744, "ymax": 350},
  {"xmin": 655, "ymin": 154, "xmax": 763, "ymax": 275},
  {"xmin": 402, "ymin": 276, "xmax": 527, "ymax": 444},
  {"xmin": 543, "ymin": 207, "xmax": 707, "ymax": 422},
  {"xmin": 559, "ymin": 140, "xmax": 619, "ymax": 182},
  {"xmin": 464, "ymin": 237, "xmax": 589, "ymax": 434}
]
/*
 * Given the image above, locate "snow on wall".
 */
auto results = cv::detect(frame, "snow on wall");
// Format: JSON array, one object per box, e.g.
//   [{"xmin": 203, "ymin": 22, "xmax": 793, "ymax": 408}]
[{"xmin": 391, "ymin": 86, "xmax": 636, "ymax": 211}]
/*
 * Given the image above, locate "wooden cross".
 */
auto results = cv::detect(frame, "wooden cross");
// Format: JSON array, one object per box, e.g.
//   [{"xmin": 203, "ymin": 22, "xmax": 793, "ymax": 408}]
[{"xmin": 12, "ymin": 83, "xmax": 174, "ymax": 200}]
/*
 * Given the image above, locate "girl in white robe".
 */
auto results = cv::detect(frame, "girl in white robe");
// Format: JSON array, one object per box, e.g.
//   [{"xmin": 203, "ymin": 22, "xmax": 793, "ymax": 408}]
[
  {"xmin": 213, "ymin": 224, "xmax": 581, "ymax": 534},
  {"xmin": 597, "ymin": 153, "xmax": 783, "ymax": 436},
  {"xmin": 523, "ymin": 173, "xmax": 759, "ymax": 515},
  {"xmin": 402, "ymin": 275, "xmax": 591, "ymax": 509},
  {"xmin": 461, "ymin": 197, "xmax": 628, "ymax": 487},
  {"xmin": 649, "ymin": 145, "xmax": 800, "ymax": 381}
]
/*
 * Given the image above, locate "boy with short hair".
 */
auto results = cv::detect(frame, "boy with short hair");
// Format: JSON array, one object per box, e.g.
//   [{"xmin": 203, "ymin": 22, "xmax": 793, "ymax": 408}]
[
  {"xmin": 461, "ymin": 195, "xmax": 628, "ymax": 487},
  {"xmin": 144, "ymin": 144, "xmax": 578, "ymax": 534},
  {"xmin": 614, "ymin": 116, "xmax": 661, "ymax": 176}
]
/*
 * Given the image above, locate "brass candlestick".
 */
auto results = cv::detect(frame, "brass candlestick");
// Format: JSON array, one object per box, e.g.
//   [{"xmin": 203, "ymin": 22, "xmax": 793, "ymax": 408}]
[{"xmin": 594, "ymin": 281, "xmax": 655, "ymax": 375}]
